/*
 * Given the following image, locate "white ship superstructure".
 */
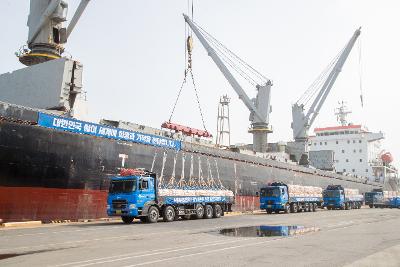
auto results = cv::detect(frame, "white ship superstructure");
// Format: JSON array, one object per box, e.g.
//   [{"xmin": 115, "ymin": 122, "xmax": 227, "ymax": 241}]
[{"xmin": 309, "ymin": 103, "xmax": 397, "ymax": 183}]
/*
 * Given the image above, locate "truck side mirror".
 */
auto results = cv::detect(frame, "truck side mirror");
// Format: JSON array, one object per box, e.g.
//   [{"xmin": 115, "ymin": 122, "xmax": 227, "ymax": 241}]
[{"xmin": 139, "ymin": 179, "xmax": 143, "ymax": 190}]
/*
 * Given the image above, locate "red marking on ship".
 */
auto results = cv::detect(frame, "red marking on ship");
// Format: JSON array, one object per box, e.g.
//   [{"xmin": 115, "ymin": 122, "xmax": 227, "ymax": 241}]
[
  {"xmin": 314, "ymin": 124, "xmax": 362, "ymax": 132},
  {"xmin": 0, "ymin": 187, "xmax": 107, "ymax": 222},
  {"xmin": 161, "ymin": 121, "xmax": 212, "ymax": 138}
]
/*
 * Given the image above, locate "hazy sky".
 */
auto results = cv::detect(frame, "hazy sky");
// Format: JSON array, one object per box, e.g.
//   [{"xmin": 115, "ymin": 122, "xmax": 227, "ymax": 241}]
[{"xmin": 1, "ymin": 0, "xmax": 399, "ymax": 168}]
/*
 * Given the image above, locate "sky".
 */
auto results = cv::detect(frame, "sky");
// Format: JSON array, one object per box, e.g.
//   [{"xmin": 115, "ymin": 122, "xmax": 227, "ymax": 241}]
[{"xmin": 0, "ymin": 0, "xmax": 399, "ymax": 168}]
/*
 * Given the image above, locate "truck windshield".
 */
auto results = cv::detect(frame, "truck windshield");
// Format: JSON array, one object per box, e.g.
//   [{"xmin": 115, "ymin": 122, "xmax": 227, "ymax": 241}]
[
  {"xmin": 109, "ymin": 179, "xmax": 136, "ymax": 193},
  {"xmin": 324, "ymin": 191, "xmax": 340, "ymax": 198},
  {"xmin": 260, "ymin": 188, "xmax": 281, "ymax": 197},
  {"xmin": 365, "ymin": 192, "xmax": 378, "ymax": 199}
]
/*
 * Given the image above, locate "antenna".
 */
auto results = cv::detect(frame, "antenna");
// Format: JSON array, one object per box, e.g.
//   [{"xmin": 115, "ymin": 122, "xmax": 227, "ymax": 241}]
[{"xmin": 334, "ymin": 101, "xmax": 352, "ymax": 126}]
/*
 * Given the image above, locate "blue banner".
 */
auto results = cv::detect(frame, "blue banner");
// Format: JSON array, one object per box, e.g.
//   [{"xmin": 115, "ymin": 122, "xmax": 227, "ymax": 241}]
[
  {"xmin": 38, "ymin": 113, "xmax": 181, "ymax": 151},
  {"xmin": 164, "ymin": 196, "xmax": 229, "ymax": 205}
]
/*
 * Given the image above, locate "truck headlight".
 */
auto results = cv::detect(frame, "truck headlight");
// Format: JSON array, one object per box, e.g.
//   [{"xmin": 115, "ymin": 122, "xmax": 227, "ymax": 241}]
[{"xmin": 129, "ymin": 204, "xmax": 136, "ymax": 209}]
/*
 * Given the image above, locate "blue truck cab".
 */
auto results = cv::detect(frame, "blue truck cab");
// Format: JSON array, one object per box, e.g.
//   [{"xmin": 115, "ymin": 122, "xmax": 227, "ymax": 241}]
[
  {"xmin": 259, "ymin": 183, "xmax": 289, "ymax": 213},
  {"xmin": 107, "ymin": 170, "xmax": 157, "ymax": 223},
  {"xmin": 323, "ymin": 185, "xmax": 345, "ymax": 209}
]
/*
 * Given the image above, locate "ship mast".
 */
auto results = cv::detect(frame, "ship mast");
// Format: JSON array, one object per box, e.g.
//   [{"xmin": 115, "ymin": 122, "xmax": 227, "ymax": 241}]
[{"xmin": 335, "ymin": 101, "xmax": 352, "ymax": 126}]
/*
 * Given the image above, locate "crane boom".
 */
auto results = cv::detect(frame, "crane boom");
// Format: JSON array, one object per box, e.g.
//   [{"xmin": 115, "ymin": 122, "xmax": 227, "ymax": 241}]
[
  {"xmin": 183, "ymin": 14, "xmax": 264, "ymax": 122},
  {"xmin": 183, "ymin": 14, "xmax": 273, "ymax": 152},
  {"xmin": 292, "ymin": 27, "xmax": 361, "ymax": 142},
  {"xmin": 67, "ymin": 0, "xmax": 91, "ymax": 39}
]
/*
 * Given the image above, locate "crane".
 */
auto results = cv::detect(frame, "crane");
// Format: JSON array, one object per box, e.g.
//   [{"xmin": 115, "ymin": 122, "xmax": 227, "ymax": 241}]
[
  {"xmin": 183, "ymin": 14, "xmax": 273, "ymax": 153},
  {"xmin": 291, "ymin": 27, "xmax": 361, "ymax": 158},
  {"xmin": 18, "ymin": 0, "xmax": 91, "ymax": 66}
]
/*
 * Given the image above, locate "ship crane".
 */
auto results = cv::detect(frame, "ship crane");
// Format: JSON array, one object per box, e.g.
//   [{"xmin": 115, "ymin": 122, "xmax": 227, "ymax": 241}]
[
  {"xmin": 290, "ymin": 27, "xmax": 361, "ymax": 161},
  {"xmin": 184, "ymin": 14, "xmax": 273, "ymax": 152},
  {"xmin": 18, "ymin": 0, "xmax": 91, "ymax": 66}
]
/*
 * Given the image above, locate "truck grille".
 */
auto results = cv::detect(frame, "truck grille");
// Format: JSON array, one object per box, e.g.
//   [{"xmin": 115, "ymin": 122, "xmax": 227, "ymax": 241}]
[{"xmin": 112, "ymin": 199, "xmax": 127, "ymax": 209}]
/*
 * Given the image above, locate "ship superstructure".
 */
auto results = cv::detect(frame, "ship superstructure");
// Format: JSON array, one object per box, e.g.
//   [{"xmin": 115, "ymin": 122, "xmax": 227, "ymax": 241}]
[{"xmin": 309, "ymin": 102, "xmax": 398, "ymax": 185}]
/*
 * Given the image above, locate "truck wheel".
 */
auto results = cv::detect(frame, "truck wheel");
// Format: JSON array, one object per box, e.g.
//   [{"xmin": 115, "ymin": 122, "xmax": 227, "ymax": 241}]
[
  {"xmin": 266, "ymin": 209, "xmax": 273, "ymax": 214},
  {"xmin": 307, "ymin": 204, "xmax": 312, "ymax": 212},
  {"xmin": 204, "ymin": 205, "xmax": 213, "ymax": 219},
  {"xmin": 298, "ymin": 206, "xmax": 303, "ymax": 213},
  {"xmin": 147, "ymin": 206, "xmax": 159, "ymax": 223},
  {"xmin": 369, "ymin": 204, "xmax": 373, "ymax": 208},
  {"xmin": 312, "ymin": 203, "xmax": 317, "ymax": 212},
  {"xmin": 195, "ymin": 204, "xmax": 205, "ymax": 219},
  {"xmin": 213, "ymin": 205, "xmax": 222, "ymax": 218},
  {"xmin": 162, "ymin": 206, "xmax": 175, "ymax": 222},
  {"xmin": 284, "ymin": 204, "xmax": 290, "ymax": 214},
  {"xmin": 121, "ymin": 216, "xmax": 134, "ymax": 224},
  {"xmin": 290, "ymin": 203, "xmax": 298, "ymax": 213},
  {"xmin": 174, "ymin": 209, "xmax": 180, "ymax": 221}
]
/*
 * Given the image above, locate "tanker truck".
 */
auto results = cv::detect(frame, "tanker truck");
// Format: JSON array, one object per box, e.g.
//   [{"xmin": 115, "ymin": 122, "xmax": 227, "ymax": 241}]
[
  {"xmin": 107, "ymin": 169, "xmax": 234, "ymax": 223},
  {"xmin": 259, "ymin": 182, "xmax": 323, "ymax": 214}
]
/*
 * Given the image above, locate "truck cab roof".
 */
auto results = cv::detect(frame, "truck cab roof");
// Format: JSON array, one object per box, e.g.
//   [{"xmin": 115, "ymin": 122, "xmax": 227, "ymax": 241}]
[{"xmin": 111, "ymin": 175, "xmax": 148, "ymax": 181}]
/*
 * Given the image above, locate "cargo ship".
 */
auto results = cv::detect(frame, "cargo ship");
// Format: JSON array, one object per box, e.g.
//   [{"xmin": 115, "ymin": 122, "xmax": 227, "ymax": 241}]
[{"xmin": 0, "ymin": 1, "xmax": 395, "ymax": 222}]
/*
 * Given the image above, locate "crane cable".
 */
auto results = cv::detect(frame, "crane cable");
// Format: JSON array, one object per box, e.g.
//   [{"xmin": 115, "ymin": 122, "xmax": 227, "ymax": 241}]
[
  {"xmin": 168, "ymin": 0, "xmax": 208, "ymax": 132},
  {"xmin": 193, "ymin": 20, "xmax": 269, "ymax": 86},
  {"xmin": 358, "ymin": 37, "xmax": 364, "ymax": 107},
  {"xmin": 296, "ymin": 47, "xmax": 343, "ymax": 106},
  {"xmin": 188, "ymin": 68, "xmax": 208, "ymax": 131}
]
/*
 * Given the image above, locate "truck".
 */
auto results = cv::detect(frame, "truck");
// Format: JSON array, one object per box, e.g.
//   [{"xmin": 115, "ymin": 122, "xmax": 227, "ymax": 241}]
[
  {"xmin": 365, "ymin": 189, "xmax": 388, "ymax": 208},
  {"xmin": 107, "ymin": 169, "xmax": 234, "ymax": 223},
  {"xmin": 259, "ymin": 182, "xmax": 323, "ymax": 214},
  {"xmin": 365, "ymin": 189, "xmax": 400, "ymax": 208},
  {"xmin": 389, "ymin": 197, "xmax": 400, "ymax": 209},
  {"xmin": 323, "ymin": 185, "xmax": 363, "ymax": 210}
]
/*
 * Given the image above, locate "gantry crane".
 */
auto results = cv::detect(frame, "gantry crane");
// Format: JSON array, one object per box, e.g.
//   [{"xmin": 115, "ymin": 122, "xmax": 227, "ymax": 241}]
[{"xmin": 184, "ymin": 14, "xmax": 273, "ymax": 152}]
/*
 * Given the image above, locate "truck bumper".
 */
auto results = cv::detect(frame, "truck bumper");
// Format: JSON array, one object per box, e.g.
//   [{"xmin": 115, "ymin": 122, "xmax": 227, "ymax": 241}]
[
  {"xmin": 324, "ymin": 203, "xmax": 341, "ymax": 208},
  {"xmin": 107, "ymin": 208, "xmax": 139, "ymax": 217},
  {"xmin": 260, "ymin": 203, "xmax": 284, "ymax": 210}
]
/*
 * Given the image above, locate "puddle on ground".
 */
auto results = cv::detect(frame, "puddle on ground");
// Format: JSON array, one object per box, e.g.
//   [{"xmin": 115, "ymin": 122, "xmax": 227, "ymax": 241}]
[
  {"xmin": 0, "ymin": 247, "xmax": 74, "ymax": 261},
  {"xmin": 219, "ymin": 225, "xmax": 319, "ymax": 238}
]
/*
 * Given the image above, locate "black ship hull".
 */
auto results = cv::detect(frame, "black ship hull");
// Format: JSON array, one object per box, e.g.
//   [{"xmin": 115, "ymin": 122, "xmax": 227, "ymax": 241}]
[{"xmin": 0, "ymin": 107, "xmax": 379, "ymax": 222}]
